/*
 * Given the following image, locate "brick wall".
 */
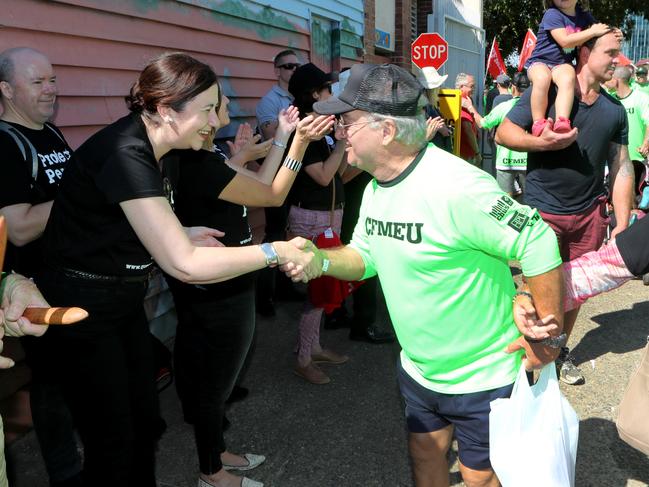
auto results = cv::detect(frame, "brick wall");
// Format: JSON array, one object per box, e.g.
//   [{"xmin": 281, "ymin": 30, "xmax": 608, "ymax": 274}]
[
  {"xmin": 363, "ymin": 0, "xmax": 413, "ymax": 66},
  {"xmin": 392, "ymin": 0, "xmax": 412, "ymax": 67},
  {"xmin": 363, "ymin": 0, "xmax": 391, "ymax": 64},
  {"xmin": 417, "ymin": 0, "xmax": 432, "ymax": 36}
]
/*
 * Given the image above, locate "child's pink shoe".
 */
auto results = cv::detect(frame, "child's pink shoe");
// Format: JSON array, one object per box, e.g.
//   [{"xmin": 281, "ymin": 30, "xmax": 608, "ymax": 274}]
[
  {"xmin": 553, "ymin": 116, "xmax": 572, "ymax": 134},
  {"xmin": 531, "ymin": 118, "xmax": 552, "ymax": 137}
]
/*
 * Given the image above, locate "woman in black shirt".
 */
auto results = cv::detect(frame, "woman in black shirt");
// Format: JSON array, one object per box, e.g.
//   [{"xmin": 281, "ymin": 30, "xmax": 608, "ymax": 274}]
[
  {"xmin": 286, "ymin": 63, "xmax": 349, "ymax": 385},
  {"xmin": 34, "ymin": 53, "xmax": 313, "ymax": 487},
  {"xmin": 169, "ymin": 93, "xmax": 332, "ymax": 487}
]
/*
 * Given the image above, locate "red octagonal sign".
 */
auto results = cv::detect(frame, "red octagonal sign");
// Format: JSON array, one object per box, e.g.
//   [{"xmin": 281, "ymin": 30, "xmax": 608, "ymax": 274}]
[{"xmin": 411, "ymin": 33, "xmax": 448, "ymax": 70}]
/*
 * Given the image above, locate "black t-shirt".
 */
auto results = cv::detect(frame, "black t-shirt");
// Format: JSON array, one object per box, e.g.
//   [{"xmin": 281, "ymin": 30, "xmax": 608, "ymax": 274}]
[
  {"xmin": 617, "ymin": 215, "xmax": 649, "ymax": 276},
  {"xmin": 424, "ymin": 104, "xmax": 452, "ymax": 153},
  {"xmin": 485, "ymin": 87, "xmax": 499, "ymax": 114},
  {"xmin": 506, "ymin": 86, "xmax": 628, "ymax": 214},
  {"xmin": 492, "ymin": 93, "xmax": 513, "ymax": 110},
  {"xmin": 164, "ymin": 148, "xmax": 254, "ymax": 297},
  {"xmin": 0, "ymin": 122, "xmax": 72, "ymax": 277},
  {"xmin": 43, "ymin": 113, "xmax": 165, "ymax": 277},
  {"xmin": 288, "ymin": 136, "xmax": 344, "ymax": 209}
]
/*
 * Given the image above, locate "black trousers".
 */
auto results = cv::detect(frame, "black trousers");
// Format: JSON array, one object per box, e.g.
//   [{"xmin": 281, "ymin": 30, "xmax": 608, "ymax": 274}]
[
  {"xmin": 172, "ymin": 283, "xmax": 256, "ymax": 474},
  {"xmin": 35, "ymin": 270, "xmax": 160, "ymax": 487},
  {"xmin": 257, "ymin": 204, "xmax": 290, "ymax": 303}
]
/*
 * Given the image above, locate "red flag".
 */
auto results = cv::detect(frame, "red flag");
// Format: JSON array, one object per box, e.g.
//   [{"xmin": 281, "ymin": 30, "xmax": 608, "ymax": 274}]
[
  {"xmin": 486, "ymin": 38, "xmax": 507, "ymax": 79},
  {"xmin": 518, "ymin": 29, "xmax": 537, "ymax": 72}
]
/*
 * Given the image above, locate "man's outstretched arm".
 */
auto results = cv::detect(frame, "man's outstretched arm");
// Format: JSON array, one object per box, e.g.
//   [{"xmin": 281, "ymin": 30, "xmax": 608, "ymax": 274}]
[{"xmin": 280, "ymin": 237, "xmax": 366, "ymax": 283}]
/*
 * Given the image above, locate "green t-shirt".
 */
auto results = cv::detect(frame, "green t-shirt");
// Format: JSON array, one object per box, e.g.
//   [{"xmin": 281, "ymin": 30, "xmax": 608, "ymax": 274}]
[
  {"xmin": 631, "ymin": 80, "xmax": 649, "ymax": 96},
  {"xmin": 613, "ymin": 88, "xmax": 649, "ymax": 161},
  {"xmin": 349, "ymin": 146, "xmax": 562, "ymax": 394},
  {"xmin": 480, "ymin": 97, "xmax": 528, "ymax": 171}
]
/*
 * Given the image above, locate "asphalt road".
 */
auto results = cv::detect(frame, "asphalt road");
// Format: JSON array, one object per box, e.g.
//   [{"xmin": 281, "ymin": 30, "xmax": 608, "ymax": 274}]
[{"xmin": 8, "ymin": 279, "xmax": 649, "ymax": 486}]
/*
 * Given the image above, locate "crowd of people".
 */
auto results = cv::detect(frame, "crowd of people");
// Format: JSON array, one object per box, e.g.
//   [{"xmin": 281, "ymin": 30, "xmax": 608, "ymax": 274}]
[{"xmin": 1, "ymin": 2, "xmax": 649, "ymax": 486}]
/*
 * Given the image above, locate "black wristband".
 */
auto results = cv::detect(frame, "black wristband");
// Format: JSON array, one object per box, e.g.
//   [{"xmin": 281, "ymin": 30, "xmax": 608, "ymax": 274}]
[
  {"xmin": 512, "ymin": 291, "xmax": 533, "ymax": 303},
  {"xmin": 0, "ymin": 272, "xmax": 9, "ymax": 299}
]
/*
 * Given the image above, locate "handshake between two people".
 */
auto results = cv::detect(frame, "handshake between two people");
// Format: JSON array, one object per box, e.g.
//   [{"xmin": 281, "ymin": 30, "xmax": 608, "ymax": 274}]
[{"xmin": 270, "ymin": 237, "xmax": 327, "ymax": 283}]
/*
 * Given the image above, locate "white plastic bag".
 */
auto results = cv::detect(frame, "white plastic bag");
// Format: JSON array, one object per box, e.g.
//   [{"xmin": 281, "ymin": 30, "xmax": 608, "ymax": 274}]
[{"xmin": 489, "ymin": 363, "xmax": 579, "ymax": 487}]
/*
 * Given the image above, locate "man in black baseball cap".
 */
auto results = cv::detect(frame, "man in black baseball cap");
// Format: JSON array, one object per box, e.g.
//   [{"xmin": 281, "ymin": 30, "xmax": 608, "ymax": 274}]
[
  {"xmin": 312, "ymin": 63, "xmax": 426, "ymax": 174},
  {"xmin": 290, "ymin": 63, "xmax": 564, "ymax": 486}
]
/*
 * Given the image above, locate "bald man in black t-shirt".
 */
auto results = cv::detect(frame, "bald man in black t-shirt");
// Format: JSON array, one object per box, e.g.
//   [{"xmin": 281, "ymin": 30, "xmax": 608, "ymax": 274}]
[{"xmin": 0, "ymin": 46, "xmax": 82, "ymax": 486}]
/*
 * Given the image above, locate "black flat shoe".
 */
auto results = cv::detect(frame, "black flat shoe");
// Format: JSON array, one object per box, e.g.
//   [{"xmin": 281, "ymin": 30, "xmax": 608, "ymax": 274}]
[{"xmin": 349, "ymin": 326, "xmax": 395, "ymax": 344}]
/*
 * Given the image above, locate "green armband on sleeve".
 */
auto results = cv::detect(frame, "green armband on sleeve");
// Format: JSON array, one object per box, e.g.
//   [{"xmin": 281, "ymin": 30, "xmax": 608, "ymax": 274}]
[{"xmin": 0, "ymin": 272, "xmax": 8, "ymax": 299}]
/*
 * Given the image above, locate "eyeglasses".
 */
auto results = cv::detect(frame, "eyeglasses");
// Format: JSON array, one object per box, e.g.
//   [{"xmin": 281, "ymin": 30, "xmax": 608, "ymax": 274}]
[
  {"xmin": 277, "ymin": 63, "xmax": 299, "ymax": 71},
  {"xmin": 335, "ymin": 117, "xmax": 376, "ymax": 137}
]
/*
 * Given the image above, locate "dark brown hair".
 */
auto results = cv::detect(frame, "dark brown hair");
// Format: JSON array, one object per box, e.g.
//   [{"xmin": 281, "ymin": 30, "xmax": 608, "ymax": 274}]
[
  {"xmin": 543, "ymin": 0, "xmax": 589, "ymax": 10},
  {"xmin": 125, "ymin": 52, "xmax": 218, "ymax": 118}
]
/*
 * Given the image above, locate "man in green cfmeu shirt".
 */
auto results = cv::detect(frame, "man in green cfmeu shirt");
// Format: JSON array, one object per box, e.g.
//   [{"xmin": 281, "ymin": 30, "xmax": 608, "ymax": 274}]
[
  {"xmin": 605, "ymin": 65, "xmax": 649, "ymax": 209},
  {"xmin": 466, "ymin": 73, "xmax": 531, "ymax": 198},
  {"xmin": 605, "ymin": 66, "xmax": 649, "ymax": 162},
  {"xmin": 283, "ymin": 63, "xmax": 565, "ymax": 487}
]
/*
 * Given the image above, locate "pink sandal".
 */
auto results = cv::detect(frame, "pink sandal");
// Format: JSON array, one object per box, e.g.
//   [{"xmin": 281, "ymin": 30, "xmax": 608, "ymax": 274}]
[
  {"xmin": 553, "ymin": 116, "xmax": 572, "ymax": 134},
  {"xmin": 531, "ymin": 118, "xmax": 552, "ymax": 137}
]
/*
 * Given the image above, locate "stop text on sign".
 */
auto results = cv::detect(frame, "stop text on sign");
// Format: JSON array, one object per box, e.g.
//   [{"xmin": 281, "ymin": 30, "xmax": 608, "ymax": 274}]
[{"xmin": 412, "ymin": 44, "xmax": 447, "ymax": 61}]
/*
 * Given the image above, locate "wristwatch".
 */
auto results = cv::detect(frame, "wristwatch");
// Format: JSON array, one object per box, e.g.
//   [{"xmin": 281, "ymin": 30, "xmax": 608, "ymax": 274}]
[
  {"xmin": 260, "ymin": 243, "xmax": 279, "ymax": 267},
  {"xmin": 524, "ymin": 332, "xmax": 568, "ymax": 349}
]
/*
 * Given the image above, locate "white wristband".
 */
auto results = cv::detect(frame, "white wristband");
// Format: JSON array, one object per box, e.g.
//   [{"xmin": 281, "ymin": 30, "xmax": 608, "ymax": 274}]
[
  {"xmin": 283, "ymin": 156, "xmax": 302, "ymax": 172},
  {"xmin": 272, "ymin": 140, "xmax": 287, "ymax": 149}
]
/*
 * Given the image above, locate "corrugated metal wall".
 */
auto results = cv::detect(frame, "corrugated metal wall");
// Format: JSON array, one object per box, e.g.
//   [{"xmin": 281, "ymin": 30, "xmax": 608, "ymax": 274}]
[
  {"xmin": 1, "ymin": 0, "xmax": 363, "ymax": 146},
  {"xmin": 624, "ymin": 14, "xmax": 649, "ymax": 63},
  {"xmin": 428, "ymin": 0, "xmax": 485, "ymax": 105}
]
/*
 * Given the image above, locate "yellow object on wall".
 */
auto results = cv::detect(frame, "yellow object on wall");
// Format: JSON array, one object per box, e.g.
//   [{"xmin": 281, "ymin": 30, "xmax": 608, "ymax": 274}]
[{"xmin": 437, "ymin": 89, "xmax": 462, "ymax": 157}]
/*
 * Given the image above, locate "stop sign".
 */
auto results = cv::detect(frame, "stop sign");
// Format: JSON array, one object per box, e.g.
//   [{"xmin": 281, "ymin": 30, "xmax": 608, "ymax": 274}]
[{"xmin": 411, "ymin": 33, "xmax": 448, "ymax": 70}]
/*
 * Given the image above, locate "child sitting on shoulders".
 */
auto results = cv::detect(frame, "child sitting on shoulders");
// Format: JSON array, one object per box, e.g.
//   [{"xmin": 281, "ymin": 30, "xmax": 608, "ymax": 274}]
[{"xmin": 525, "ymin": 0, "xmax": 611, "ymax": 136}]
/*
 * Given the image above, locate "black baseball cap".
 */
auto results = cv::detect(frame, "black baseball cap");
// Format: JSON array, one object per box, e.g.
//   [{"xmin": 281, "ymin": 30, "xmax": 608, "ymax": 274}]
[
  {"xmin": 288, "ymin": 63, "xmax": 334, "ymax": 98},
  {"xmin": 313, "ymin": 63, "xmax": 423, "ymax": 116},
  {"xmin": 513, "ymin": 72, "xmax": 530, "ymax": 91}
]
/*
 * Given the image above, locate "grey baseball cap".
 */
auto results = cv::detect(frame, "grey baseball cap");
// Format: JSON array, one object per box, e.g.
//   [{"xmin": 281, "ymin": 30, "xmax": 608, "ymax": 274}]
[
  {"xmin": 313, "ymin": 63, "xmax": 423, "ymax": 116},
  {"xmin": 496, "ymin": 73, "xmax": 511, "ymax": 85}
]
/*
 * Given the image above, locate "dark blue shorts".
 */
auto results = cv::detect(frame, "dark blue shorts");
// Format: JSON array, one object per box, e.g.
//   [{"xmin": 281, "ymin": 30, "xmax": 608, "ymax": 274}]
[{"xmin": 397, "ymin": 361, "xmax": 514, "ymax": 470}]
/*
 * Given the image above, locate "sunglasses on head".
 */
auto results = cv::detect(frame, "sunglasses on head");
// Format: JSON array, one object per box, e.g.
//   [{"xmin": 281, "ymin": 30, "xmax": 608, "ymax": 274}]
[{"xmin": 277, "ymin": 63, "xmax": 299, "ymax": 70}]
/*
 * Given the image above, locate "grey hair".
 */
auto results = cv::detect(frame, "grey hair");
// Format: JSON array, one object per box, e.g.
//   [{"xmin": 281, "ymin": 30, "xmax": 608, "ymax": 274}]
[
  {"xmin": 0, "ymin": 51, "xmax": 16, "ymax": 84},
  {"xmin": 613, "ymin": 65, "xmax": 633, "ymax": 83},
  {"xmin": 455, "ymin": 72, "xmax": 472, "ymax": 89},
  {"xmin": 367, "ymin": 96, "xmax": 428, "ymax": 149}
]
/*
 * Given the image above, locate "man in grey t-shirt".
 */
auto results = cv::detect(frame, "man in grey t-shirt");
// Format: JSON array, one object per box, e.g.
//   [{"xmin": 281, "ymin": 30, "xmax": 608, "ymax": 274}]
[
  {"xmin": 255, "ymin": 49, "xmax": 298, "ymax": 141},
  {"xmin": 255, "ymin": 49, "xmax": 301, "ymax": 316}
]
